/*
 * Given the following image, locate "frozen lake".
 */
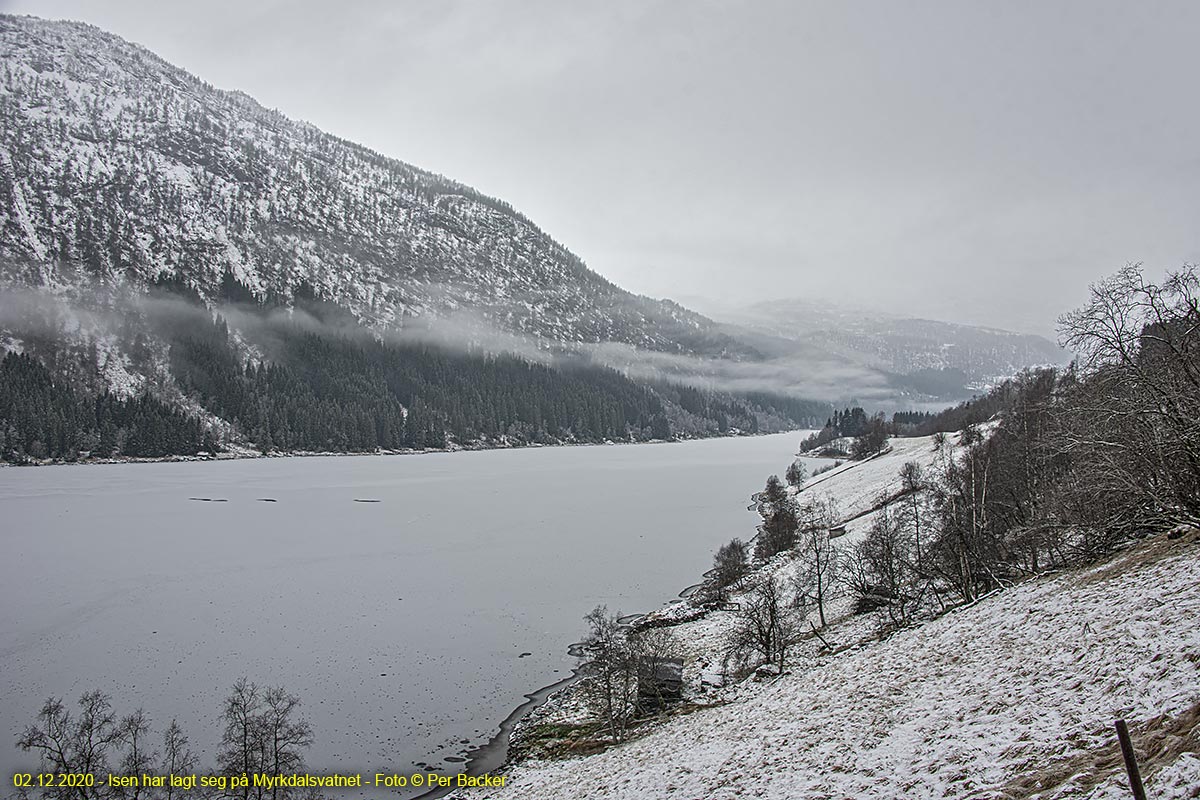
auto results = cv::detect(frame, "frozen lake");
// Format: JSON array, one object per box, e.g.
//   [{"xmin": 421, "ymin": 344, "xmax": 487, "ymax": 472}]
[{"xmin": 1, "ymin": 433, "xmax": 816, "ymax": 787}]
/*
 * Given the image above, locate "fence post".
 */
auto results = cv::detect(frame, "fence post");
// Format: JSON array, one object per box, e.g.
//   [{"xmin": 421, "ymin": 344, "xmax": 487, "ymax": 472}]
[{"xmin": 1114, "ymin": 719, "xmax": 1147, "ymax": 800}]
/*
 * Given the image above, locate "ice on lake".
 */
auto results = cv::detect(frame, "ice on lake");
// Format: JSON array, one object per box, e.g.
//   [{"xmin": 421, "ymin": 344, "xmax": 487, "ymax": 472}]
[{"xmin": 0, "ymin": 433, "xmax": 821, "ymax": 785}]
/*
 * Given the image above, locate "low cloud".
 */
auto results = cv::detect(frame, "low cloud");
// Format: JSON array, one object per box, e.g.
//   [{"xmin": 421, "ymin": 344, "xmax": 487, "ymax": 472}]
[
  {"xmin": 0, "ymin": 282, "xmax": 948, "ymax": 411},
  {"xmin": 576, "ymin": 340, "xmax": 896, "ymax": 406}
]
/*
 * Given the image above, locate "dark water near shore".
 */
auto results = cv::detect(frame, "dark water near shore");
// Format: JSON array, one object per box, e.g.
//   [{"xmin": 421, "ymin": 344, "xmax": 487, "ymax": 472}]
[{"xmin": 0, "ymin": 434, "xmax": 818, "ymax": 794}]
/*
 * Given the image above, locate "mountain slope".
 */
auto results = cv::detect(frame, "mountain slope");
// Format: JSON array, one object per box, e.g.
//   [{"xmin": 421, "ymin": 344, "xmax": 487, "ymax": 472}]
[
  {"xmin": 708, "ymin": 297, "xmax": 1068, "ymax": 399},
  {"xmin": 0, "ymin": 14, "xmax": 749, "ymax": 358}
]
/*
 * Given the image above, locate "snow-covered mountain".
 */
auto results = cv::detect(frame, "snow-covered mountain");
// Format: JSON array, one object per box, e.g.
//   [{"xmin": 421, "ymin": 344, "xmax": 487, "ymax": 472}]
[
  {"xmin": 707, "ymin": 297, "xmax": 1069, "ymax": 397},
  {"xmin": 0, "ymin": 14, "xmax": 1068, "ymax": 414},
  {"xmin": 0, "ymin": 14, "xmax": 749, "ymax": 359}
]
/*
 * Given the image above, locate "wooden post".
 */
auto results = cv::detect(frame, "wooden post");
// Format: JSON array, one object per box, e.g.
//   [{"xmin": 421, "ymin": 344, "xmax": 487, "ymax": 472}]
[{"xmin": 1114, "ymin": 719, "xmax": 1147, "ymax": 800}]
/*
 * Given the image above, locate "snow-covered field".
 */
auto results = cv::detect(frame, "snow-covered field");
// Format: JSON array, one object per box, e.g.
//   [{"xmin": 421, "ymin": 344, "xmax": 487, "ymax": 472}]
[
  {"xmin": 461, "ymin": 437, "xmax": 1200, "ymax": 800},
  {"xmin": 801, "ymin": 434, "xmax": 949, "ymax": 522}
]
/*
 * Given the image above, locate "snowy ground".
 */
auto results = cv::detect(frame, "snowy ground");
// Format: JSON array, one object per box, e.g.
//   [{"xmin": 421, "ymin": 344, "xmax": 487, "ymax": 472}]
[
  {"xmin": 628, "ymin": 434, "xmax": 956, "ymax": 686},
  {"xmin": 457, "ymin": 436, "xmax": 1200, "ymax": 800},
  {"xmin": 799, "ymin": 432, "xmax": 962, "ymax": 526}
]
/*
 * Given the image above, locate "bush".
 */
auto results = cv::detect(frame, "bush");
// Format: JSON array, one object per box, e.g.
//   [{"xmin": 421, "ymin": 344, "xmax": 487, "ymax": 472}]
[
  {"xmin": 851, "ymin": 416, "xmax": 889, "ymax": 460},
  {"xmin": 706, "ymin": 538, "xmax": 750, "ymax": 601}
]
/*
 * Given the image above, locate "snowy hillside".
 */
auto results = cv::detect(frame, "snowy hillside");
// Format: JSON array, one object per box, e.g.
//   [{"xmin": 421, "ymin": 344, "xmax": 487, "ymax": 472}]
[
  {"xmin": 464, "ymin": 535, "xmax": 1200, "ymax": 799},
  {"xmin": 0, "ymin": 15, "xmax": 748, "ymax": 358},
  {"xmin": 801, "ymin": 436, "xmax": 946, "ymax": 519},
  {"xmin": 457, "ymin": 438, "xmax": 1200, "ymax": 799}
]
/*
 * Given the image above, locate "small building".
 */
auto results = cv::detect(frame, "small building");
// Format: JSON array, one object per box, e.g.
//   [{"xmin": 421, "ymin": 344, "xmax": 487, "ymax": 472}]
[{"xmin": 637, "ymin": 657, "xmax": 684, "ymax": 712}]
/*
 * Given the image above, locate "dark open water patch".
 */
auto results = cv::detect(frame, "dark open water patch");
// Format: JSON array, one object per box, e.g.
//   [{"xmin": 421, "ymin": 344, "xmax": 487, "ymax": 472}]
[{"xmin": 411, "ymin": 669, "xmax": 582, "ymax": 800}]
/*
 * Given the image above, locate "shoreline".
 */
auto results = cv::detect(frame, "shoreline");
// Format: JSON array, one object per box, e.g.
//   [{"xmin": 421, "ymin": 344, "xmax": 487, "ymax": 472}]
[
  {"xmin": 441, "ymin": 433, "xmax": 831, "ymax": 786},
  {"xmin": 435, "ymin": 556, "xmax": 728, "ymax": 794},
  {"xmin": 0, "ymin": 427, "xmax": 804, "ymax": 470},
  {"xmin": 413, "ymin": 672, "xmax": 583, "ymax": 800},
  {"xmin": 390, "ymin": 428, "xmax": 809, "ymax": 787},
  {"xmin": 433, "ymin": 434, "xmax": 941, "ymax": 796}
]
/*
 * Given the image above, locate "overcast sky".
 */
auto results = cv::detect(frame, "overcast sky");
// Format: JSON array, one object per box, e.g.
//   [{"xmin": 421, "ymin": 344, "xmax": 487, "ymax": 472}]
[{"xmin": 3, "ymin": 1, "xmax": 1197, "ymax": 336}]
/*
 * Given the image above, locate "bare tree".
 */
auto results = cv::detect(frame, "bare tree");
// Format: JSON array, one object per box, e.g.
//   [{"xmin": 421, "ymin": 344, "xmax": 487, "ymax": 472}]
[
  {"xmin": 724, "ymin": 573, "xmax": 801, "ymax": 676},
  {"xmin": 785, "ymin": 460, "xmax": 808, "ymax": 487},
  {"xmin": 1058, "ymin": 263, "xmax": 1200, "ymax": 531},
  {"xmin": 754, "ymin": 474, "xmax": 789, "ymax": 515},
  {"xmin": 579, "ymin": 606, "xmax": 639, "ymax": 743},
  {"xmin": 794, "ymin": 497, "xmax": 839, "ymax": 628},
  {"xmin": 851, "ymin": 415, "xmax": 889, "ymax": 460},
  {"xmin": 755, "ymin": 498, "xmax": 799, "ymax": 562},
  {"xmin": 898, "ymin": 461, "xmax": 927, "ymax": 561},
  {"xmin": 217, "ymin": 679, "xmax": 312, "ymax": 799},
  {"xmin": 115, "ymin": 710, "xmax": 157, "ymax": 800},
  {"xmin": 259, "ymin": 688, "xmax": 312, "ymax": 800},
  {"xmin": 630, "ymin": 625, "xmax": 679, "ymax": 714},
  {"xmin": 161, "ymin": 721, "xmax": 196, "ymax": 800},
  {"xmin": 17, "ymin": 691, "xmax": 122, "ymax": 800},
  {"xmin": 219, "ymin": 678, "xmax": 262, "ymax": 799},
  {"xmin": 930, "ymin": 424, "xmax": 999, "ymax": 602},
  {"xmin": 15, "ymin": 684, "xmax": 307, "ymax": 800},
  {"xmin": 857, "ymin": 504, "xmax": 923, "ymax": 628}
]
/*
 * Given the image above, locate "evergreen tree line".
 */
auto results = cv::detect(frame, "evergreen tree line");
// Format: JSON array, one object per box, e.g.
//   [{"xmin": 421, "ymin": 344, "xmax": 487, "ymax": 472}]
[
  {"xmin": 799, "ymin": 407, "xmax": 870, "ymax": 453},
  {"xmin": 736, "ymin": 390, "xmax": 829, "ymax": 431},
  {"xmin": 802, "ymin": 391, "xmax": 1023, "ymax": 458},
  {"xmin": 164, "ymin": 307, "xmax": 830, "ymax": 455},
  {"xmin": 890, "ymin": 410, "xmax": 934, "ymax": 429},
  {"xmin": 649, "ymin": 382, "xmax": 828, "ymax": 437},
  {"xmin": 161, "ymin": 307, "xmax": 675, "ymax": 453},
  {"xmin": 0, "ymin": 351, "xmax": 213, "ymax": 463},
  {"xmin": 0, "ymin": 282, "xmax": 829, "ymax": 463},
  {"xmin": 799, "ymin": 406, "xmax": 890, "ymax": 459}
]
